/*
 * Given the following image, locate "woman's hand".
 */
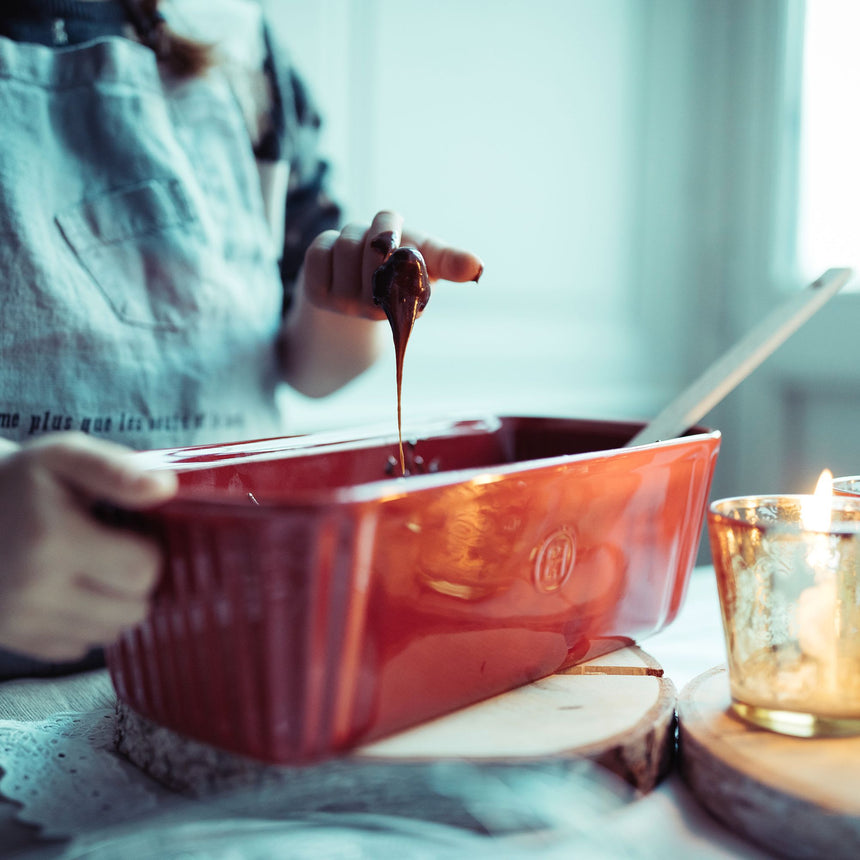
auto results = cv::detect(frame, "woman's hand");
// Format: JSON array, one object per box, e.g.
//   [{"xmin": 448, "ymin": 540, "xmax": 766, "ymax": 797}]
[
  {"xmin": 280, "ymin": 210, "xmax": 483, "ymax": 397},
  {"xmin": 0, "ymin": 433, "xmax": 177, "ymax": 662},
  {"xmin": 301, "ymin": 210, "xmax": 483, "ymax": 319}
]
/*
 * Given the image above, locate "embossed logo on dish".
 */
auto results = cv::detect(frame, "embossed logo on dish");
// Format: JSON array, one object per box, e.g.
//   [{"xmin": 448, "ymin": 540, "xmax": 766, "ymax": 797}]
[{"xmin": 533, "ymin": 527, "xmax": 576, "ymax": 593}]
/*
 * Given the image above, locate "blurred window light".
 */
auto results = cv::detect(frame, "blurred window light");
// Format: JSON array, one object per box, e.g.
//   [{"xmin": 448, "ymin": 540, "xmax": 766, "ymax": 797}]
[{"xmin": 797, "ymin": 0, "xmax": 860, "ymax": 280}]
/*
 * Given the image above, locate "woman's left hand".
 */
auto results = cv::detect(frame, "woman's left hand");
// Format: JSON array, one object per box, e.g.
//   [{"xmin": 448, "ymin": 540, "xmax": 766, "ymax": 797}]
[{"xmin": 300, "ymin": 210, "xmax": 484, "ymax": 320}]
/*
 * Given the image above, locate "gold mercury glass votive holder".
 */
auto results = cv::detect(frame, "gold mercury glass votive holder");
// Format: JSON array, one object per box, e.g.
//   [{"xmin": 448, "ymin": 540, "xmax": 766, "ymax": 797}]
[{"xmin": 708, "ymin": 495, "xmax": 860, "ymax": 737}]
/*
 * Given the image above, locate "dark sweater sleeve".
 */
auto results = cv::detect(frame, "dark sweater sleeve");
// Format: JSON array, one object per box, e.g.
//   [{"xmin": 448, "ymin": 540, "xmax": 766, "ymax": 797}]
[
  {"xmin": 259, "ymin": 24, "xmax": 343, "ymax": 314},
  {"xmin": 0, "ymin": 646, "xmax": 105, "ymax": 683}
]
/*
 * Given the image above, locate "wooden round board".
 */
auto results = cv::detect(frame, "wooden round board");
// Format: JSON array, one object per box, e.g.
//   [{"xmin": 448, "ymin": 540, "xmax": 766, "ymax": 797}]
[
  {"xmin": 1, "ymin": 646, "xmax": 676, "ymax": 806},
  {"xmin": 358, "ymin": 644, "xmax": 676, "ymax": 791},
  {"xmin": 104, "ymin": 645, "xmax": 678, "ymax": 831},
  {"xmin": 114, "ymin": 645, "xmax": 676, "ymax": 799},
  {"xmin": 678, "ymin": 666, "xmax": 860, "ymax": 860}
]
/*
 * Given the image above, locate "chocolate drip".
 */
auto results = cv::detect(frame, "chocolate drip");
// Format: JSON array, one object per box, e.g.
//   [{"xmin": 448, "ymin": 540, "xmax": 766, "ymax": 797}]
[{"xmin": 372, "ymin": 245, "xmax": 431, "ymax": 475}]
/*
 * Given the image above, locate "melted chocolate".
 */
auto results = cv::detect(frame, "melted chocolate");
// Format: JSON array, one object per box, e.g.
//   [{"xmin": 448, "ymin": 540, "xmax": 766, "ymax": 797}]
[{"xmin": 372, "ymin": 245, "xmax": 431, "ymax": 475}]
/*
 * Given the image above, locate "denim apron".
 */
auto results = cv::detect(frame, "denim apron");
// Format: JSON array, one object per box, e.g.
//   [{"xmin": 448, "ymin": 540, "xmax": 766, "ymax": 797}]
[{"xmin": 0, "ymin": 28, "xmax": 286, "ymax": 451}]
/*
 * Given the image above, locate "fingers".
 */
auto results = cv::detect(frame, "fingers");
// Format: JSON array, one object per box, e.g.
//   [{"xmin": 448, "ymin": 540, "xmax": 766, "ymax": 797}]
[
  {"xmin": 362, "ymin": 210, "xmax": 404, "ymax": 294},
  {"xmin": 301, "ymin": 211, "xmax": 483, "ymax": 319},
  {"xmin": 2, "ymin": 584, "xmax": 151, "ymax": 662},
  {"xmin": 304, "ymin": 226, "xmax": 383, "ymax": 318},
  {"xmin": 22, "ymin": 432, "xmax": 177, "ymax": 509},
  {"xmin": 303, "ymin": 212, "xmax": 405, "ymax": 319},
  {"xmin": 5, "ymin": 636, "xmax": 92, "ymax": 664},
  {"xmin": 330, "ymin": 222, "xmax": 369, "ymax": 304},
  {"xmin": 302, "ymin": 228, "xmax": 337, "ymax": 307},
  {"xmin": 27, "ymin": 574, "xmax": 153, "ymax": 652},
  {"xmin": 0, "ymin": 433, "xmax": 169, "ymax": 662},
  {"xmin": 402, "ymin": 230, "xmax": 484, "ymax": 284},
  {"xmin": 74, "ymin": 521, "xmax": 162, "ymax": 600},
  {"xmin": 0, "ymin": 521, "xmax": 160, "ymax": 662}
]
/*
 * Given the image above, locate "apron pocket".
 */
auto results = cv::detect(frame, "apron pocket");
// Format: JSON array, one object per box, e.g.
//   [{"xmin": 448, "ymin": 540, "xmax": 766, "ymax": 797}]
[{"xmin": 56, "ymin": 179, "xmax": 205, "ymax": 331}]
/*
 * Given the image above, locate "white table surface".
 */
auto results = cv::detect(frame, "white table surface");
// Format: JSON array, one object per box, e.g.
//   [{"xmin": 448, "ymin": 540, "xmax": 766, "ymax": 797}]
[
  {"xmin": 0, "ymin": 567, "xmax": 773, "ymax": 859},
  {"xmin": 618, "ymin": 567, "xmax": 771, "ymax": 859}
]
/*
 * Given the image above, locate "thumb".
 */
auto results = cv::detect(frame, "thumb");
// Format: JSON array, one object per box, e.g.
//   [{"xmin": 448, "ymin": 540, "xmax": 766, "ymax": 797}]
[{"xmin": 24, "ymin": 433, "xmax": 177, "ymax": 509}]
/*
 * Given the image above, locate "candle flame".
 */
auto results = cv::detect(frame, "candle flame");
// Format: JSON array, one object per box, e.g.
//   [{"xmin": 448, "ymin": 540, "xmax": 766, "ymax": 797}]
[{"xmin": 801, "ymin": 468, "xmax": 834, "ymax": 532}]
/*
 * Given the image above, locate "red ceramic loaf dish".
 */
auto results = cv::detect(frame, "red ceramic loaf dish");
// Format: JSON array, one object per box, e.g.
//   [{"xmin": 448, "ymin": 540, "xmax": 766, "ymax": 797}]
[{"xmin": 106, "ymin": 416, "xmax": 720, "ymax": 764}]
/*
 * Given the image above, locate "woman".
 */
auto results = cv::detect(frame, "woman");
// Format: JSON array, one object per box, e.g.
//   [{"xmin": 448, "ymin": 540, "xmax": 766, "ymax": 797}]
[{"xmin": 0, "ymin": 0, "xmax": 483, "ymax": 677}]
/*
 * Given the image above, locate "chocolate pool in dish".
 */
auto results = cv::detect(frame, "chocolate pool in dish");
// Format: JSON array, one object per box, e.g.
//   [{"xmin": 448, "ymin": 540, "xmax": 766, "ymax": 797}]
[
  {"xmin": 371, "ymin": 240, "xmax": 431, "ymax": 475},
  {"xmin": 107, "ymin": 416, "xmax": 720, "ymax": 765}
]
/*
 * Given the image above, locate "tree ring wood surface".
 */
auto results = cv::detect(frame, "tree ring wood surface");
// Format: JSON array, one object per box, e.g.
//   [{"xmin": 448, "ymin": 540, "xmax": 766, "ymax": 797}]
[
  {"xmin": 109, "ymin": 645, "xmax": 675, "ymax": 798},
  {"xmin": 0, "ymin": 646, "xmax": 676, "ymax": 813},
  {"xmin": 678, "ymin": 665, "xmax": 860, "ymax": 860}
]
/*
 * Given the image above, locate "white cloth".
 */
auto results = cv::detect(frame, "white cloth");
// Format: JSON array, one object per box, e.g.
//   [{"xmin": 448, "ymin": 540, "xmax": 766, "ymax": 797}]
[
  {"xmin": 0, "ymin": 705, "xmax": 648, "ymax": 857},
  {"xmin": 0, "ymin": 572, "xmax": 771, "ymax": 859},
  {"xmin": 0, "ymin": 1, "xmax": 287, "ymax": 451},
  {"xmin": 0, "ymin": 707, "xmax": 161, "ymax": 840}
]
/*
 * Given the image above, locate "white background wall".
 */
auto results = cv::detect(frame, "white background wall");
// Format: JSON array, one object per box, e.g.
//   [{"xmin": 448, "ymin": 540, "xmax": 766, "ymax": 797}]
[
  {"xmin": 265, "ymin": 0, "xmax": 668, "ymax": 433},
  {"xmin": 262, "ymin": 0, "xmax": 860, "ymax": 508}
]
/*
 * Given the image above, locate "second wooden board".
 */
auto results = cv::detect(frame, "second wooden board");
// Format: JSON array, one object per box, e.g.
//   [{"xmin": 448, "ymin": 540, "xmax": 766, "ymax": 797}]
[{"xmin": 678, "ymin": 665, "xmax": 860, "ymax": 860}]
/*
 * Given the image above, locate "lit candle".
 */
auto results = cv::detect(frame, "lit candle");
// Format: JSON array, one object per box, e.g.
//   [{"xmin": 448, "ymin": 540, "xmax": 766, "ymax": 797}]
[
  {"xmin": 796, "ymin": 469, "xmax": 838, "ymax": 692},
  {"xmin": 709, "ymin": 477, "xmax": 860, "ymax": 736}
]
